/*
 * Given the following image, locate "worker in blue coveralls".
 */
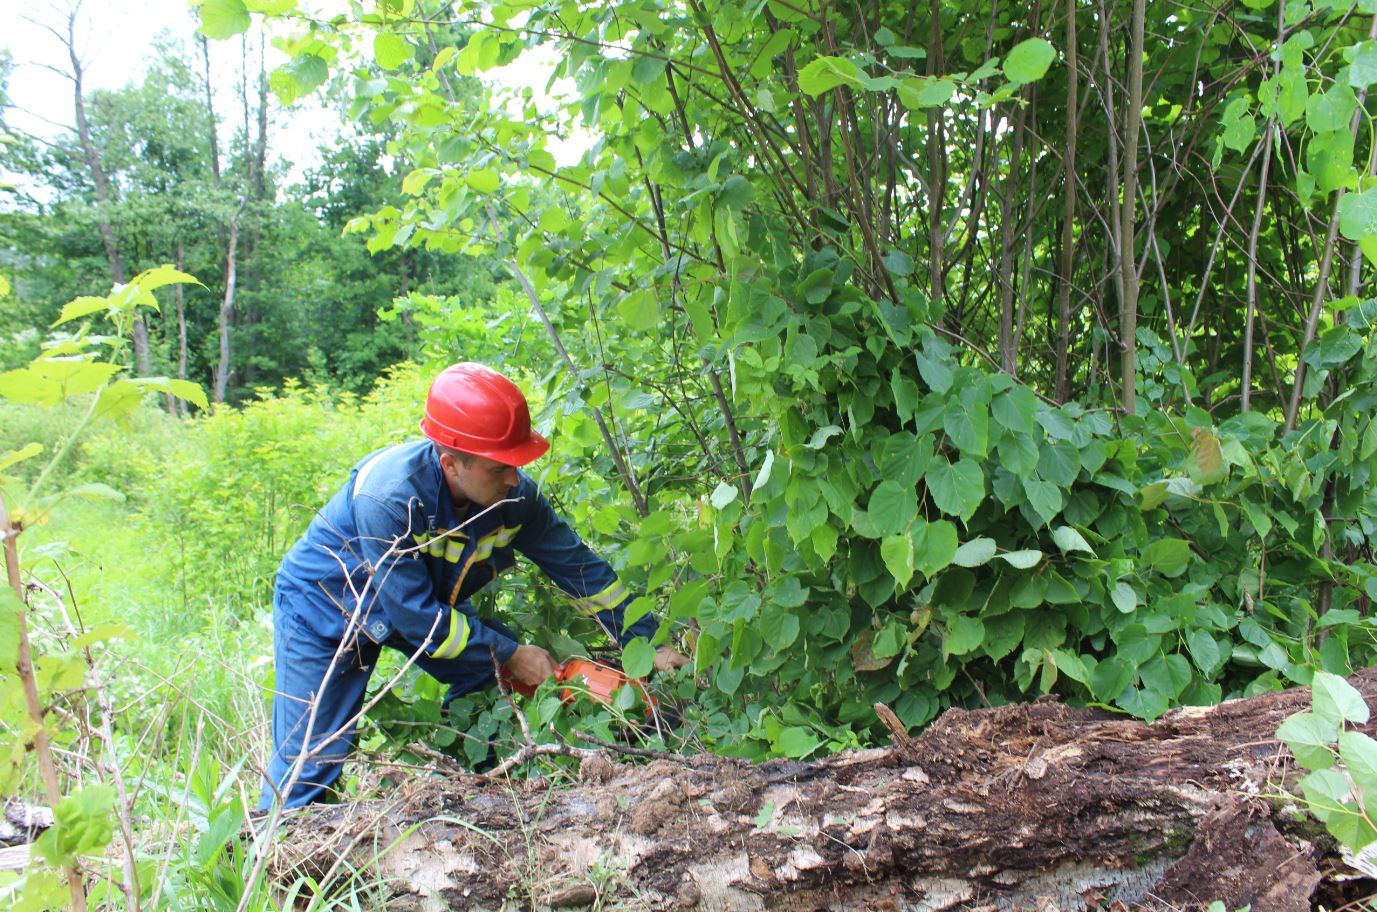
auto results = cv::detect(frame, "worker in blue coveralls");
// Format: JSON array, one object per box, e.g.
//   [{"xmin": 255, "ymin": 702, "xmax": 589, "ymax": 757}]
[{"xmin": 259, "ymin": 362, "xmax": 689, "ymax": 809}]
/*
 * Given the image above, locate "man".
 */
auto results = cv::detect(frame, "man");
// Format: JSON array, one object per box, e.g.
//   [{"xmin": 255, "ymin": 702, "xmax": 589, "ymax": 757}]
[{"xmin": 260, "ymin": 362, "xmax": 687, "ymax": 809}]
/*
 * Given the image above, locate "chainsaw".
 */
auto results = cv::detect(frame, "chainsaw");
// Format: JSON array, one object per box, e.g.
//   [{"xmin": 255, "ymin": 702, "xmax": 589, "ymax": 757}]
[{"xmin": 498, "ymin": 658, "xmax": 658, "ymax": 710}]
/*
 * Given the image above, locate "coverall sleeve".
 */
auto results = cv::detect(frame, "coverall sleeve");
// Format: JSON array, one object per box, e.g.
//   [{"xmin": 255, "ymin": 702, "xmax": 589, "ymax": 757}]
[
  {"xmin": 511, "ymin": 480, "xmax": 659, "ymax": 646},
  {"xmin": 353, "ymin": 491, "xmax": 519, "ymax": 664}
]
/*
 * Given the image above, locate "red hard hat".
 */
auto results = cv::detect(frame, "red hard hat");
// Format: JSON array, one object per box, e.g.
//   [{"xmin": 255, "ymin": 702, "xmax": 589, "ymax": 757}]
[{"xmin": 419, "ymin": 363, "xmax": 550, "ymax": 466}]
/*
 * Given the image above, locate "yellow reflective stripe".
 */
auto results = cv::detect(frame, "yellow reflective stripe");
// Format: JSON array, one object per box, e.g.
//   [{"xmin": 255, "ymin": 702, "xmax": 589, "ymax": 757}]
[
  {"xmin": 446, "ymin": 525, "xmax": 521, "ymax": 607},
  {"xmin": 412, "ymin": 529, "xmax": 467, "ymax": 563},
  {"xmin": 571, "ymin": 580, "xmax": 629, "ymax": 615},
  {"xmin": 433, "ymin": 610, "xmax": 470, "ymax": 660}
]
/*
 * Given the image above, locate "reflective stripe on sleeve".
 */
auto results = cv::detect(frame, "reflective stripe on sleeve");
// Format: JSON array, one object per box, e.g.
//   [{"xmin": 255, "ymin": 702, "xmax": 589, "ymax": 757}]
[
  {"xmin": 570, "ymin": 579, "xmax": 629, "ymax": 615},
  {"xmin": 432, "ymin": 610, "xmax": 470, "ymax": 660}
]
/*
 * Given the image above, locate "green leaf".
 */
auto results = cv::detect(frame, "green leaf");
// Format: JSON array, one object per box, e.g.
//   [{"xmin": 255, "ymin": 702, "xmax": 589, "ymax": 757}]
[
  {"xmin": 275, "ymin": 54, "xmax": 329, "ymax": 102},
  {"xmin": 873, "ymin": 621, "xmax": 905, "ymax": 658},
  {"xmin": 1139, "ymin": 482, "xmax": 1169, "ymax": 511},
  {"xmin": 952, "ymin": 537, "xmax": 997, "ymax": 568},
  {"xmin": 374, "ymin": 33, "xmax": 414, "ymax": 70},
  {"xmin": 135, "ymin": 264, "xmax": 203, "ymax": 293},
  {"xmin": 1277, "ymin": 711, "xmax": 1338, "ymax": 770},
  {"xmin": 1313, "ymin": 671, "xmax": 1370, "ymax": 726},
  {"xmin": 616, "ymin": 290, "xmax": 661, "ymax": 331},
  {"xmin": 1306, "ymin": 82, "xmax": 1358, "ymax": 132},
  {"xmin": 621, "ymin": 637, "xmax": 656, "ymax": 678},
  {"xmin": 198, "ymin": 0, "xmax": 251, "ymax": 38},
  {"xmin": 1051, "ymin": 525, "xmax": 1094, "ymax": 555},
  {"xmin": 899, "ymin": 76, "xmax": 956, "ymax": 108},
  {"xmin": 777, "ymin": 726, "xmax": 822, "ymax": 758},
  {"xmin": 1110, "ymin": 581, "xmax": 1138, "ymax": 614},
  {"xmin": 1003, "ymin": 38, "xmax": 1056, "ymax": 83},
  {"xmin": 716, "ymin": 175, "xmax": 754, "ymax": 211},
  {"xmin": 1187, "ymin": 629, "xmax": 1223, "ymax": 676},
  {"xmin": 1349, "ymin": 41, "xmax": 1377, "ymax": 89},
  {"xmin": 914, "ymin": 348, "xmax": 954, "ymax": 393},
  {"xmin": 796, "ymin": 56, "xmax": 863, "ymax": 95},
  {"xmin": 998, "ymin": 549, "xmax": 1043, "ymax": 569},
  {"xmin": 1037, "ymin": 441, "xmax": 1080, "ymax": 486},
  {"xmin": 1339, "ymin": 730, "xmax": 1377, "ymax": 799},
  {"xmin": 991, "ymin": 386, "xmax": 1038, "ymax": 436},
  {"xmin": 916, "ymin": 519, "xmax": 959, "ymax": 577},
  {"xmin": 1090, "ymin": 656, "xmax": 1133, "ymax": 702},
  {"xmin": 760, "ymin": 610, "xmax": 800, "ymax": 651},
  {"xmin": 868, "ymin": 479, "xmax": 918, "ymax": 536},
  {"xmin": 946, "ymin": 615, "xmax": 985, "ymax": 656},
  {"xmin": 926, "ymin": 458, "xmax": 984, "ymax": 521},
  {"xmin": 1022, "ymin": 476, "xmax": 1063, "ymax": 525},
  {"xmin": 1299, "ymin": 767, "xmax": 1350, "ymax": 818},
  {"xmin": 131, "ymin": 377, "xmax": 210, "ymax": 412},
  {"xmin": 881, "ymin": 534, "xmax": 915, "ymax": 587},
  {"xmin": 1340, "ymin": 187, "xmax": 1377, "ymax": 245},
  {"xmin": 0, "ymin": 442, "xmax": 42, "ymax": 474},
  {"xmin": 882, "ymin": 249, "xmax": 915, "ymax": 277},
  {"xmin": 1220, "ymin": 96, "xmax": 1255, "ymax": 152},
  {"xmin": 54, "ymin": 295, "xmax": 113, "ymax": 326},
  {"xmin": 465, "ymin": 168, "xmax": 501, "ymax": 194},
  {"xmin": 0, "ymin": 360, "xmax": 121, "ymax": 405},
  {"xmin": 944, "ymin": 386, "xmax": 989, "ymax": 458},
  {"xmin": 1141, "ymin": 538, "xmax": 1192, "ymax": 577},
  {"xmin": 1189, "ymin": 428, "xmax": 1227, "ymax": 485}
]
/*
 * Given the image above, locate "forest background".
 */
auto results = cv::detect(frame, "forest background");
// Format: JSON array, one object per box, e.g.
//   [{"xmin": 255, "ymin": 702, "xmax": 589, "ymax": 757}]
[{"xmin": 6, "ymin": 0, "xmax": 1377, "ymax": 905}]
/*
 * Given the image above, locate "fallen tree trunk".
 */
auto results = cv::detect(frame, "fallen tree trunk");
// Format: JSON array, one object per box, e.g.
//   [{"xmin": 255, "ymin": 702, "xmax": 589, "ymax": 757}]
[{"xmin": 264, "ymin": 668, "xmax": 1377, "ymax": 912}]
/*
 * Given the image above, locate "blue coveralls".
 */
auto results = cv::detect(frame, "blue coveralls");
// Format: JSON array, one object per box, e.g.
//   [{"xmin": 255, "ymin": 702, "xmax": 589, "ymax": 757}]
[{"xmin": 260, "ymin": 440, "xmax": 657, "ymax": 809}]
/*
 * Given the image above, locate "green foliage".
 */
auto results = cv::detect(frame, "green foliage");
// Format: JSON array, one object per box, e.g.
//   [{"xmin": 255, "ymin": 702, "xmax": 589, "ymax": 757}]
[
  {"xmin": 0, "ymin": 271, "xmax": 204, "ymax": 909},
  {"xmin": 1277, "ymin": 671, "xmax": 1377, "ymax": 851}
]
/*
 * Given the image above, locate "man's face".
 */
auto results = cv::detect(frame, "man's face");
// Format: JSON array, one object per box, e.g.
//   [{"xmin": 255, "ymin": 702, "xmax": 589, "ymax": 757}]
[{"xmin": 441, "ymin": 452, "xmax": 520, "ymax": 507}]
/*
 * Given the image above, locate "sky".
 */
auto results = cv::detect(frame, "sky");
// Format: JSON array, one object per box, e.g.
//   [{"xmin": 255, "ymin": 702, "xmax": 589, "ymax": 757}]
[
  {"xmin": 2, "ymin": 0, "xmax": 343, "ymax": 188},
  {"xmin": 0, "ymin": 0, "xmax": 574, "ymax": 194}
]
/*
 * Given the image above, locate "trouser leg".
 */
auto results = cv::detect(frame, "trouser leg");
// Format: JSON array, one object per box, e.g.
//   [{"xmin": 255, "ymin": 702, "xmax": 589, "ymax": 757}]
[{"xmin": 259, "ymin": 591, "xmax": 378, "ymax": 811}]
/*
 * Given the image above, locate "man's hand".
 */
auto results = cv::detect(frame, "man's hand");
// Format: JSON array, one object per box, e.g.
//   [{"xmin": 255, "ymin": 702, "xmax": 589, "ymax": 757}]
[
  {"xmin": 653, "ymin": 645, "xmax": 690, "ymax": 672},
  {"xmin": 505, "ymin": 644, "xmax": 559, "ymax": 687}
]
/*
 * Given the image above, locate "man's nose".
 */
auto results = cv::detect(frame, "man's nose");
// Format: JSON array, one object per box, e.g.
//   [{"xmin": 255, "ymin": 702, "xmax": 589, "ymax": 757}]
[{"xmin": 503, "ymin": 467, "xmax": 519, "ymax": 487}]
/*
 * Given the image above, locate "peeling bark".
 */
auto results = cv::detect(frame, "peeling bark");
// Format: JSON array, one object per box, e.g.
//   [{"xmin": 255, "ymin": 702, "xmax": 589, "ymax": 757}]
[{"xmin": 261, "ymin": 669, "xmax": 1377, "ymax": 912}]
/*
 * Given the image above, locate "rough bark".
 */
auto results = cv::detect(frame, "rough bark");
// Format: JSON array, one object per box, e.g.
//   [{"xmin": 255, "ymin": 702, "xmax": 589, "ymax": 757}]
[{"xmin": 259, "ymin": 668, "xmax": 1377, "ymax": 912}]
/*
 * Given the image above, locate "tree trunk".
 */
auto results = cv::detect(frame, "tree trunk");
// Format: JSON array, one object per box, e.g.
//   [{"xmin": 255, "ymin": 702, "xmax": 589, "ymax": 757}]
[
  {"xmin": 1117, "ymin": 0, "xmax": 1145, "ymax": 414},
  {"xmin": 174, "ymin": 240, "xmax": 189, "ymax": 417},
  {"xmin": 260, "ymin": 669, "xmax": 1377, "ymax": 912},
  {"xmin": 1053, "ymin": 0, "xmax": 1079, "ymax": 403},
  {"xmin": 63, "ymin": 3, "xmax": 149, "ymax": 376},
  {"xmin": 213, "ymin": 212, "xmax": 241, "ymax": 406}
]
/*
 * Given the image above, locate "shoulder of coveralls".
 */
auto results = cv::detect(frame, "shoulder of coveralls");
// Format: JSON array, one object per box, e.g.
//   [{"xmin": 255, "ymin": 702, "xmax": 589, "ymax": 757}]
[{"xmin": 352, "ymin": 440, "xmax": 441, "ymax": 526}]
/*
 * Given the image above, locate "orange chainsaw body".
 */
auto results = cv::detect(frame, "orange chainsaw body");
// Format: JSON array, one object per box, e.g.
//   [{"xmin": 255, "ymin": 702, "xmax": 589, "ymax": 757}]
[{"xmin": 500, "ymin": 659, "xmax": 656, "ymax": 709}]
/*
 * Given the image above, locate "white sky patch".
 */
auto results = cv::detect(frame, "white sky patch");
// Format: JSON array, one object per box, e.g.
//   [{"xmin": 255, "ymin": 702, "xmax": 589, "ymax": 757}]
[
  {"xmin": 1, "ymin": 0, "xmax": 341, "ymax": 195},
  {"xmin": 484, "ymin": 41, "xmax": 590, "ymax": 167},
  {"xmin": 2, "ymin": 1, "xmax": 584, "ymax": 193}
]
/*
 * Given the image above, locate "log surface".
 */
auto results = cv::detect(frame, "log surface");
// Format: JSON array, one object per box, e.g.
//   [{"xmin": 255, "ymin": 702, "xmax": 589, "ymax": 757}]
[{"xmin": 264, "ymin": 668, "xmax": 1377, "ymax": 911}]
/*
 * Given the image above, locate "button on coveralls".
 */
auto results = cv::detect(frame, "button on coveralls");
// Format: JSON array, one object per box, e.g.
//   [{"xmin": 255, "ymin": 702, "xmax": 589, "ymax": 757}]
[{"xmin": 260, "ymin": 440, "xmax": 657, "ymax": 809}]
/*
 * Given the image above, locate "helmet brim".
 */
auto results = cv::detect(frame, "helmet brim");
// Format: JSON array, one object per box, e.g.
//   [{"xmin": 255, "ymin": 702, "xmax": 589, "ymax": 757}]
[
  {"xmin": 480, "ymin": 430, "xmax": 551, "ymax": 467},
  {"xmin": 419, "ymin": 420, "xmax": 550, "ymax": 467}
]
